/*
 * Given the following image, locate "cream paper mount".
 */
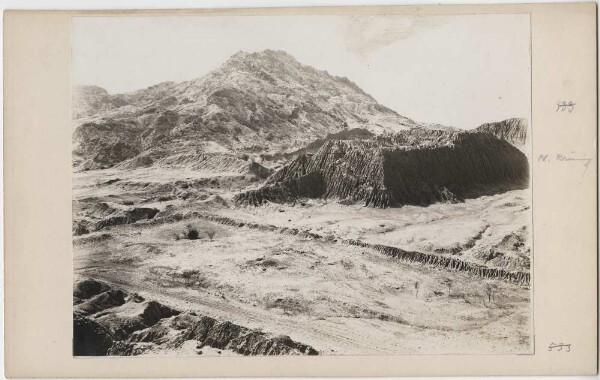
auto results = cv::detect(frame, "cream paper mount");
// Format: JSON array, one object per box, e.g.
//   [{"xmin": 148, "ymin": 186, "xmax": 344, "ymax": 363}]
[{"xmin": 3, "ymin": 3, "xmax": 597, "ymax": 377}]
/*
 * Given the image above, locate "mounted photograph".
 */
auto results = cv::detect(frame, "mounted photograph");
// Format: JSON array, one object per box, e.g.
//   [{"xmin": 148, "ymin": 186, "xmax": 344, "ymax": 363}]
[{"xmin": 71, "ymin": 13, "xmax": 532, "ymax": 356}]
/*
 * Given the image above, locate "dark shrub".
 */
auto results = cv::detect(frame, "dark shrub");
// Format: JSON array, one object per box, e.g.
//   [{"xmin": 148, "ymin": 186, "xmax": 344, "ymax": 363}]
[{"xmin": 186, "ymin": 228, "xmax": 199, "ymax": 240}]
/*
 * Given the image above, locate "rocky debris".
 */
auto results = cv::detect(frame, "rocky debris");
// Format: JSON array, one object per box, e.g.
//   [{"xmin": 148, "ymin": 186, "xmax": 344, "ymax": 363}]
[
  {"xmin": 72, "ymin": 50, "xmax": 419, "ymax": 172},
  {"xmin": 475, "ymin": 118, "xmax": 528, "ymax": 146},
  {"xmin": 73, "ymin": 278, "xmax": 319, "ymax": 356},
  {"xmin": 236, "ymin": 129, "xmax": 529, "ymax": 208}
]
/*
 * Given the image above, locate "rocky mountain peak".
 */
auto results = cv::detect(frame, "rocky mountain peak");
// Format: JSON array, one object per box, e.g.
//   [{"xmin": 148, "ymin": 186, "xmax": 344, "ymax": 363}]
[
  {"xmin": 226, "ymin": 49, "xmax": 295, "ymax": 65},
  {"xmin": 213, "ymin": 49, "xmax": 375, "ymax": 101}
]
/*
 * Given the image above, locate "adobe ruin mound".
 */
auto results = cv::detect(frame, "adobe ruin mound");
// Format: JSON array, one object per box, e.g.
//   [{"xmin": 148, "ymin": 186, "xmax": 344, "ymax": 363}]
[{"xmin": 235, "ymin": 129, "xmax": 529, "ymax": 208}]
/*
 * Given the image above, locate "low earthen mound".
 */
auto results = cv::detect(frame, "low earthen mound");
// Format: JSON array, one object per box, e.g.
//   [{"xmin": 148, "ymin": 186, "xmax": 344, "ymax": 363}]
[
  {"xmin": 93, "ymin": 207, "xmax": 160, "ymax": 231},
  {"xmin": 73, "ymin": 278, "xmax": 111, "ymax": 301},
  {"xmin": 95, "ymin": 300, "xmax": 180, "ymax": 340},
  {"xmin": 74, "ymin": 289, "xmax": 127, "ymax": 316},
  {"xmin": 199, "ymin": 194, "xmax": 230, "ymax": 208}
]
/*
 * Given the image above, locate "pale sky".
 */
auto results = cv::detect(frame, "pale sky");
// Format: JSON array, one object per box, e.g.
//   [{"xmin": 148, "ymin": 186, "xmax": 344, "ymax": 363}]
[{"xmin": 72, "ymin": 14, "xmax": 530, "ymax": 129}]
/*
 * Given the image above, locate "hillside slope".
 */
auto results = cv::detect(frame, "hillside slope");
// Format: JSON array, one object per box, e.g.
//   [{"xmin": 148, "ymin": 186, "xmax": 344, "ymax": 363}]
[{"xmin": 72, "ymin": 50, "xmax": 419, "ymax": 171}]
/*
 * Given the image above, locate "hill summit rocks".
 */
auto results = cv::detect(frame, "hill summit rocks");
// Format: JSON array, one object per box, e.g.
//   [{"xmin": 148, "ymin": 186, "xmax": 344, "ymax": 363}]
[{"xmin": 235, "ymin": 129, "xmax": 529, "ymax": 208}]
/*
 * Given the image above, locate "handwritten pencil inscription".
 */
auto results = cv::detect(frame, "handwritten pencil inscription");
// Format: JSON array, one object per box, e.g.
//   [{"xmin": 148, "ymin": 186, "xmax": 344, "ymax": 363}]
[
  {"xmin": 548, "ymin": 342, "xmax": 571, "ymax": 352},
  {"xmin": 538, "ymin": 153, "xmax": 592, "ymax": 176},
  {"xmin": 556, "ymin": 101, "xmax": 576, "ymax": 113}
]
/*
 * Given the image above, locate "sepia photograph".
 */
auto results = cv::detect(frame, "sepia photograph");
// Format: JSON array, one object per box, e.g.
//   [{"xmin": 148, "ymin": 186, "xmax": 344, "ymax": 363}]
[{"xmin": 71, "ymin": 13, "xmax": 533, "ymax": 357}]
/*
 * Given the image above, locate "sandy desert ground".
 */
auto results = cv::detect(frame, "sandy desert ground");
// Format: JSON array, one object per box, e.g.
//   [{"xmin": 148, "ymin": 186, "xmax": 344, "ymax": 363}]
[{"xmin": 73, "ymin": 166, "xmax": 532, "ymax": 355}]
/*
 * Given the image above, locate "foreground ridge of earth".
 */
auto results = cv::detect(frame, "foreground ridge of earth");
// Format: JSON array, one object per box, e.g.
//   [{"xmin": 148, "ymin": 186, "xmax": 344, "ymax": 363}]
[{"xmin": 74, "ymin": 278, "xmax": 319, "ymax": 356}]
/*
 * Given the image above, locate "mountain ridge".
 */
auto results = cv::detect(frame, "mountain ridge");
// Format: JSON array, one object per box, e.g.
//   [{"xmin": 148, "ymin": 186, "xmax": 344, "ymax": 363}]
[{"xmin": 72, "ymin": 49, "xmax": 423, "ymax": 171}]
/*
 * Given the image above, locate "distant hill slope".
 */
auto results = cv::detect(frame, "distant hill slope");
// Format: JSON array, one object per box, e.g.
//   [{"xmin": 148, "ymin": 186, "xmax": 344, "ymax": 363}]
[
  {"xmin": 72, "ymin": 50, "xmax": 421, "ymax": 171},
  {"xmin": 475, "ymin": 118, "xmax": 528, "ymax": 146},
  {"xmin": 235, "ymin": 129, "xmax": 529, "ymax": 208}
]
